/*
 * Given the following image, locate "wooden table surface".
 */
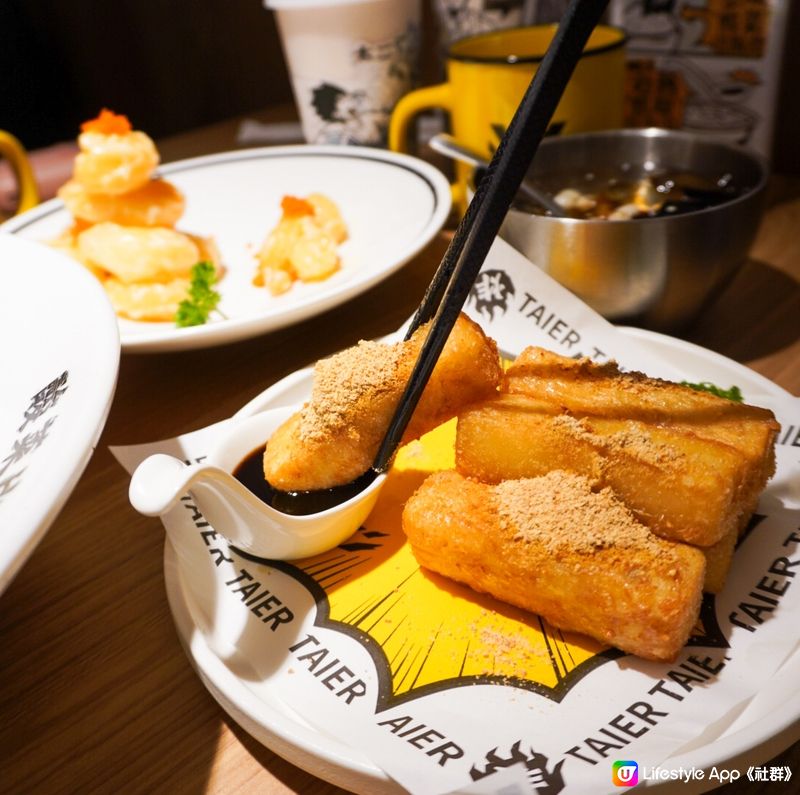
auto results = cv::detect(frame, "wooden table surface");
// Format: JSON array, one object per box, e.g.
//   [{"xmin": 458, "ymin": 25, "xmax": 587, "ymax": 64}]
[{"xmin": 1, "ymin": 112, "xmax": 799, "ymax": 794}]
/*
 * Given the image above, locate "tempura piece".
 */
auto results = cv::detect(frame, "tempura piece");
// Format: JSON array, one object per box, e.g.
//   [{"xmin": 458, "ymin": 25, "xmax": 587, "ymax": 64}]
[
  {"xmin": 73, "ymin": 109, "xmax": 159, "ymax": 195},
  {"xmin": 96, "ymin": 233, "xmax": 222, "ymax": 321},
  {"xmin": 58, "ymin": 178, "xmax": 185, "ymax": 227},
  {"xmin": 77, "ymin": 222, "xmax": 200, "ymax": 283},
  {"xmin": 263, "ymin": 314, "xmax": 501, "ymax": 491},
  {"xmin": 102, "ymin": 277, "xmax": 191, "ymax": 322},
  {"xmin": 403, "ymin": 470, "xmax": 706, "ymax": 662},
  {"xmin": 456, "ymin": 393, "xmax": 750, "ymax": 547},
  {"xmin": 54, "ymin": 109, "xmax": 225, "ymax": 323},
  {"xmin": 254, "ymin": 194, "xmax": 348, "ymax": 295}
]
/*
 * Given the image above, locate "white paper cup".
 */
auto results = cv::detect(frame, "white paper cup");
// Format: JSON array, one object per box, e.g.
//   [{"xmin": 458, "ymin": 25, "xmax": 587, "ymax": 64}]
[{"xmin": 266, "ymin": 0, "xmax": 421, "ymax": 147}]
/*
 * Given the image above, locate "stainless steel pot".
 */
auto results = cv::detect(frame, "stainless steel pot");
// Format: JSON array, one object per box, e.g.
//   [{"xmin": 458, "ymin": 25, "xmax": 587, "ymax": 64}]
[{"xmin": 496, "ymin": 128, "xmax": 768, "ymax": 330}]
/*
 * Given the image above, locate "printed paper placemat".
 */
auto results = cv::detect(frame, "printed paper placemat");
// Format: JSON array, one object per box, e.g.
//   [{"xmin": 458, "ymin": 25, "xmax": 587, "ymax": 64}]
[{"xmin": 113, "ymin": 239, "xmax": 800, "ymax": 794}]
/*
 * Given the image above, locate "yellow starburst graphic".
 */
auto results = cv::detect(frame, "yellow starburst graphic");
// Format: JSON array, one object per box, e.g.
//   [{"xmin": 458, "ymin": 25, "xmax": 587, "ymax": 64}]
[{"xmin": 283, "ymin": 420, "xmax": 619, "ymax": 705}]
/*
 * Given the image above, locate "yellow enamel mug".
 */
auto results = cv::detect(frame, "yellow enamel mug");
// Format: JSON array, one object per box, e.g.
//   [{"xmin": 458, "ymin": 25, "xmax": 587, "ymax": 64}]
[
  {"xmin": 0, "ymin": 131, "xmax": 39, "ymax": 216},
  {"xmin": 389, "ymin": 24, "xmax": 626, "ymax": 205}
]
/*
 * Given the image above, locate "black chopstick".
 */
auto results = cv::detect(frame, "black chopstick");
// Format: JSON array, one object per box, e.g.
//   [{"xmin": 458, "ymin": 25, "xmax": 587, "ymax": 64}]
[{"xmin": 372, "ymin": 0, "xmax": 610, "ymax": 473}]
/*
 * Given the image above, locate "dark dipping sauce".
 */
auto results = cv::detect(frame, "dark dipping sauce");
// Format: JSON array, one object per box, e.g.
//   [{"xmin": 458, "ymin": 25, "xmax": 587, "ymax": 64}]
[{"xmin": 233, "ymin": 445, "xmax": 378, "ymax": 516}]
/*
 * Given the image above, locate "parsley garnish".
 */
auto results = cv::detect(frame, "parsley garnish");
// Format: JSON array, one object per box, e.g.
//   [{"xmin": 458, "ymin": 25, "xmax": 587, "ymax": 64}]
[
  {"xmin": 175, "ymin": 261, "xmax": 222, "ymax": 327},
  {"xmin": 681, "ymin": 381, "xmax": 744, "ymax": 402}
]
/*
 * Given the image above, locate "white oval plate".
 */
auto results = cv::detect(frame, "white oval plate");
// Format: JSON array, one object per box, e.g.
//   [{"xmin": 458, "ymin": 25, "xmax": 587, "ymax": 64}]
[
  {"xmin": 1, "ymin": 146, "xmax": 451, "ymax": 353},
  {"xmin": 163, "ymin": 328, "xmax": 799, "ymax": 794},
  {"xmin": 0, "ymin": 234, "xmax": 119, "ymax": 594}
]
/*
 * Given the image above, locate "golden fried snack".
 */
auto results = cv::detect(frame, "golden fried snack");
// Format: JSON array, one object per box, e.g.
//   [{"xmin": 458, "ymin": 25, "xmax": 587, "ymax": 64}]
[
  {"xmin": 53, "ymin": 110, "xmax": 226, "ymax": 324},
  {"xmin": 455, "ymin": 393, "xmax": 750, "ymax": 547},
  {"xmin": 504, "ymin": 347, "xmax": 779, "ymax": 525},
  {"xmin": 402, "ymin": 470, "xmax": 705, "ymax": 662},
  {"xmin": 97, "ymin": 234, "xmax": 222, "ymax": 321},
  {"xmin": 305, "ymin": 193, "xmax": 348, "ymax": 242},
  {"xmin": 77, "ymin": 222, "xmax": 200, "ymax": 283},
  {"xmin": 73, "ymin": 111, "xmax": 159, "ymax": 195},
  {"xmin": 263, "ymin": 314, "xmax": 501, "ymax": 491},
  {"xmin": 58, "ymin": 178, "xmax": 185, "ymax": 228},
  {"xmin": 103, "ymin": 277, "xmax": 191, "ymax": 321},
  {"xmin": 701, "ymin": 528, "xmax": 737, "ymax": 594},
  {"xmin": 254, "ymin": 194, "xmax": 348, "ymax": 295}
]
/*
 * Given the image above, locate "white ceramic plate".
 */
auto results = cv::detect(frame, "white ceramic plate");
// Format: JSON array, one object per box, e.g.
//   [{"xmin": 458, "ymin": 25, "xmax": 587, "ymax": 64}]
[
  {"xmin": 1, "ymin": 146, "xmax": 451, "ymax": 353},
  {"xmin": 163, "ymin": 328, "xmax": 799, "ymax": 794},
  {"xmin": 0, "ymin": 234, "xmax": 119, "ymax": 594}
]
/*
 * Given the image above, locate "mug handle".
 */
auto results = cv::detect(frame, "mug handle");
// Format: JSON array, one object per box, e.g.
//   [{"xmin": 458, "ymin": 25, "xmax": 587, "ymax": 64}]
[
  {"xmin": 389, "ymin": 83, "xmax": 464, "ymax": 207},
  {"xmin": 0, "ymin": 131, "xmax": 39, "ymax": 214}
]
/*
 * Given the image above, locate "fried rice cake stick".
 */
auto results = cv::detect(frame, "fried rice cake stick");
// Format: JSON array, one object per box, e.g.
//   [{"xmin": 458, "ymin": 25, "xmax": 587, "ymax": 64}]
[
  {"xmin": 402, "ymin": 470, "xmax": 706, "ymax": 662},
  {"xmin": 455, "ymin": 394, "xmax": 750, "ymax": 548},
  {"xmin": 701, "ymin": 528, "xmax": 737, "ymax": 594},
  {"xmin": 263, "ymin": 313, "xmax": 502, "ymax": 491},
  {"xmin": 502, "ymin": 348, "xmax": 779, "ymax": 522}
]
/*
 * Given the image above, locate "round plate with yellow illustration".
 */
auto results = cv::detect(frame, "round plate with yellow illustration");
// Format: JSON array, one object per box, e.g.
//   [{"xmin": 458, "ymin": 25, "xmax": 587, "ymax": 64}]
[{"xmin": 163, "ymin": 327, "xmax": 800, "ymax": 793}]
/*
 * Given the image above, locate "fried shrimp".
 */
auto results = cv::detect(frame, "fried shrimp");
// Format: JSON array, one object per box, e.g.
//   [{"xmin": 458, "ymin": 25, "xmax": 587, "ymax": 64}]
[
  {"xmin": 305, "ymin": 193, "xmax": 348, "ymax": 242},
  {"xmin": 101, "ymin": 234, "xmax": 221, "ymax": 321},
  {"xmin": 73, "ymin": 110, "xmax": 159, "ymax": 195},
  {"xmin": 254, "ymin": 193, "xmax": 348, "ymax": 295},
  {"xmin": 77, "ymin": 222, "xmax": 200, "ymax": 283},
  {"xmin": 58, "ymin": 178, "xmax": 185, "ymax": 227},
  {"xmin": 54, "ymin": 110, "xmax": 226, "ymax": 323},
  {"xmin": 103, "ymin": 277, "xmax": 192, "ymax": 321}
]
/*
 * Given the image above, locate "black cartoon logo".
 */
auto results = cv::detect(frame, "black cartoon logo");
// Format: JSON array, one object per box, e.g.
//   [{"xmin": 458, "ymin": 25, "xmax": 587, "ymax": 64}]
[
  {"xmin": 309, "ymin": 23, "xmax": 418, "ymax": 147},
  {"xmin": 310, "ymin": 83, "xmax": 388, "ymax": 146},
  {"xmin": 470, "ymin": 740, "xmax": 565, "ymax": 794},
  {"xmin": 469, "ymin": 269, "xmax": 515, "ymax": 321}
]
